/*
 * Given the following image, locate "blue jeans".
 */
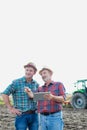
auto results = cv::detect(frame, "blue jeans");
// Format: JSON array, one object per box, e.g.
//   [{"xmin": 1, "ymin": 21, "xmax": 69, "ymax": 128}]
[
  {"xmin": 40, "ymin": 111, "xmax": 64, "ymax": 130},
  {"xmin": 15, "ymin": 113, "xmax": 38, "ymax": 130}
]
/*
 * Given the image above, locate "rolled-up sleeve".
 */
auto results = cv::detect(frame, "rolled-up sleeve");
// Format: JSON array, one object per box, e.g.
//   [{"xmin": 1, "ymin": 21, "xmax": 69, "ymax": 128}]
[
  {"xmin": 2, "ymin": 81, "xmax": 16, "ymax": 96},
  {"xmin": 58, "ymin": 83, "xmax": 66, "ymax": 100}
]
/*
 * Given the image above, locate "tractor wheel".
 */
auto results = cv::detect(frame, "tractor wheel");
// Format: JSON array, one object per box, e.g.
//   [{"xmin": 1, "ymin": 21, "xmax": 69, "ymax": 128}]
[{"xmin": 71, "ymin": 93, "xmax": 87, "ymax": 109}]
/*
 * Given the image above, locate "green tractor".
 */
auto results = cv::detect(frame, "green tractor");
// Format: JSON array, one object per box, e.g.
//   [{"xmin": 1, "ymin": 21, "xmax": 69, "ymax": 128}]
[{"xmin": 71, "ymin": 79, "xmax": 87, "ymax": 109}]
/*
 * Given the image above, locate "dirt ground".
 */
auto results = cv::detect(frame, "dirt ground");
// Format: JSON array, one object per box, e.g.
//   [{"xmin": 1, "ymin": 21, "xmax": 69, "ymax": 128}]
[
  {"xmin": 0, "ymin": 105, "xmax": 87, "ymax": 130},
  {"xmin": 63, "ymin": 107, "xmax": 87, "ymax": 130}
]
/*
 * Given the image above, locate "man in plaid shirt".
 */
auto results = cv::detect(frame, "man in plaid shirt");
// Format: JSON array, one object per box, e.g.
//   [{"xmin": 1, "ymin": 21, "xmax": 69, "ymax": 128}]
[
  {"xmin": 25, "ymin": 67, "xmax": 66, "ymax": 130},
  {"xmin": 2, "ymin": 62, "xmax": 39, "ymax": 130}
]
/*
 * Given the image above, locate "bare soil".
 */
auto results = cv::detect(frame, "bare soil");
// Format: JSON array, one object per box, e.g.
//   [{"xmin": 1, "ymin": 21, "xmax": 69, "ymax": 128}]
[
  {"xmin": 0, "ymin": 105, "xmax": 87, "ymax": 130},
  {"xmin": 63, "ymin": 107, "xmax": 87, "ymax": 130}
]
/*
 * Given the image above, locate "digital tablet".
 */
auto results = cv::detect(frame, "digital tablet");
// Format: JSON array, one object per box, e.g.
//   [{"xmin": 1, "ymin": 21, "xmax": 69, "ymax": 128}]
[{"xmin": 33, "ymin": 92, "xmax": 50, "ymax": 101}]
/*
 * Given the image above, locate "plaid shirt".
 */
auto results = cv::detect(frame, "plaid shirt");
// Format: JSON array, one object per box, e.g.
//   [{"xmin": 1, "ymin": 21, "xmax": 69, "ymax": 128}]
[
  {"xmin": 2, "ymin": 77, "xmax": 39, "ymax": 112},
  {"xmin": 37, "ymin": 81, "xmax": 66, "ymax": 113}
]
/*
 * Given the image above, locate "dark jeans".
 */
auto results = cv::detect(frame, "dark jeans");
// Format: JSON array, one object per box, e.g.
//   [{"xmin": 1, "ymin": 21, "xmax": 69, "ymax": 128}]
[{"xmin": 15, "ymin": 113, "xmax": 38, "ymax": 130}]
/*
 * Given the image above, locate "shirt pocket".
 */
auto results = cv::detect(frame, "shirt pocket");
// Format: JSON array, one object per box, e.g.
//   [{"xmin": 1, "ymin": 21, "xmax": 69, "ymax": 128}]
[{"xmin": 50, "ymin": 89, "xmax": 59, "ymax": 96}]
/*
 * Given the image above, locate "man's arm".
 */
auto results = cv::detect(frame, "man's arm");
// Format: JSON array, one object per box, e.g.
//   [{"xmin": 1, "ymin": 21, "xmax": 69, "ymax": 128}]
[
  {"xmin": 44, "ymin": 94, "xmax": 64, "ymax": 102},
  {"xmin": 51, "ymin": 95, "xmax": 64, "ymax": 102},
  {"xmin": 2, "ymin": 94, "xmax": 13, "ymax": 109},
  {"xmin": 44, "ymin": 82, "xmax": 66, "ymax": 102},
  {"xmin": 2, "ymin": 94, "xmax": 21, "ymax": 115}
]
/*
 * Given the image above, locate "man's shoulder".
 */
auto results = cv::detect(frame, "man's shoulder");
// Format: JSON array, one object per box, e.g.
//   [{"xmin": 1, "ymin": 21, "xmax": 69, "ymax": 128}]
[
  {"xmin": 12, "ymin": 77, "xmax": 24, "ymax": 83},
  {"xmin": 53, "ymin": 81, "xmax": 65, "ymax": 88},
  {"xmin": 54, "ymin": 81, "xmax": 66, "ymax": 90},
  {"xmin": 53, "ymin": 81, "xmax": 63, "ymax": 85}
]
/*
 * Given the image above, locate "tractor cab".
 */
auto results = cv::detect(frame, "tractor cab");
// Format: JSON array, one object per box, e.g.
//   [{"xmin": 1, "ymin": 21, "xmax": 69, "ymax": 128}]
[{"xmin": 74, "ymin": 79, "xmax": 87, "ymax": 94}]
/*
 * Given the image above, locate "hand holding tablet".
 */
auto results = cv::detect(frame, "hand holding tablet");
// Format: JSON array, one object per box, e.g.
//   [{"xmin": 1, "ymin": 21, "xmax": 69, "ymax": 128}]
[{"xmin": 34, "ymin": 92, "xmax": 50, "ymax": 101}]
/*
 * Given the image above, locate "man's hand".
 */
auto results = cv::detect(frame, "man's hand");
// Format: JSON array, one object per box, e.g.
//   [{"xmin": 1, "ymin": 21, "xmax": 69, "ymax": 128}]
[
  {"xmin": 24, "ymin": 87, "xmax": 31, "ymax": 93},
  {"xmin": 9, "ymin": 107, "xmax": 22, "ymax": 115},
  {"xmin": 44, "ymin": 93, "xmax": 64, "ymax": 102},
  {"xmin": 44, "ymin": 93, "xmax": 54, "ymax": 100},
  {"xmin": 24, "ymin": 87, "xmax": 34, "ymax": 98}
]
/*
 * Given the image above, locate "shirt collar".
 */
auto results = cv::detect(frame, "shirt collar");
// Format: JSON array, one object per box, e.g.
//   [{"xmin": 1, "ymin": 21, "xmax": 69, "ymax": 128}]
[
  {"xmin": 22, "ymin": 76, "xmax": 36, "ymax": 83},
  {"xmin": 43, "ymin": 81, "xmax": 54, "ymax": 87}
]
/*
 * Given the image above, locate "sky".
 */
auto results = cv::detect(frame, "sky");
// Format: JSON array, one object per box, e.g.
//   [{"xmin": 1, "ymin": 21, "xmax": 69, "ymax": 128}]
[{"xmin": 0, "ymin": 0, "xmax": 87, "ymax": 93}]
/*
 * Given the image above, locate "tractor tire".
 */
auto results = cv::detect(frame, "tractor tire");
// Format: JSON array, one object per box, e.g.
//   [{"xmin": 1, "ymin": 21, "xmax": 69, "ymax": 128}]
[{"xmin": 71, "ymin": 93, "xmax": 87, "ymax": 109}]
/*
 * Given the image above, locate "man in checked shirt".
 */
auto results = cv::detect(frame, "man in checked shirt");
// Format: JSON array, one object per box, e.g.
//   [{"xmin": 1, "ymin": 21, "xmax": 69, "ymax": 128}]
[
  {"xmin": 2, "ymin": 62, "xmax": 39, "ymax": 130},
  {"xmin": 25, "ymin": 67, "xmax": 66, "ymax": 130}
]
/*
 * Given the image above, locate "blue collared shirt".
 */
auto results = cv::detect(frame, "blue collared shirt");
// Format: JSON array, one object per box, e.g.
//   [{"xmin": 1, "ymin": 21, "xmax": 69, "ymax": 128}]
[{"xmin": 2, "ymin": 76, "xmax": 39, "ymax": 112}]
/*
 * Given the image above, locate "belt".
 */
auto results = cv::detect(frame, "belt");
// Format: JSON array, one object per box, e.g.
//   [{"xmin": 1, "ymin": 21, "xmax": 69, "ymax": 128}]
[
  {"xmin": 22, "ymin": 110, "xmax": 36, "ymax": 114},
  {"xmin": 41, "ymin": 111, "xmax": 60, "ymax": 116}
]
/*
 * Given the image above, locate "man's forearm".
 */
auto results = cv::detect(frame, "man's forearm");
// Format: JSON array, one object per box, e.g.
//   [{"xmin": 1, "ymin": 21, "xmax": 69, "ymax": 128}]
[
  {"xmin": 52, "ymin": 95, "xmax": 64, "ymax": 103},
  {"xmin": 2, "ymin": 94, "xmax": 13, "ymax": 109}
]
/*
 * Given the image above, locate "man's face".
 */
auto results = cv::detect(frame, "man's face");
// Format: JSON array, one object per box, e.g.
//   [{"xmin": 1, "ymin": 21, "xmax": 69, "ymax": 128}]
[
  {"xmin": 25, "ymin": 67, "xmax": 35, "ymax": 79},
  {"xmin": 40, "ymin": 70, "xmax": 52, "ymax": 82}
]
